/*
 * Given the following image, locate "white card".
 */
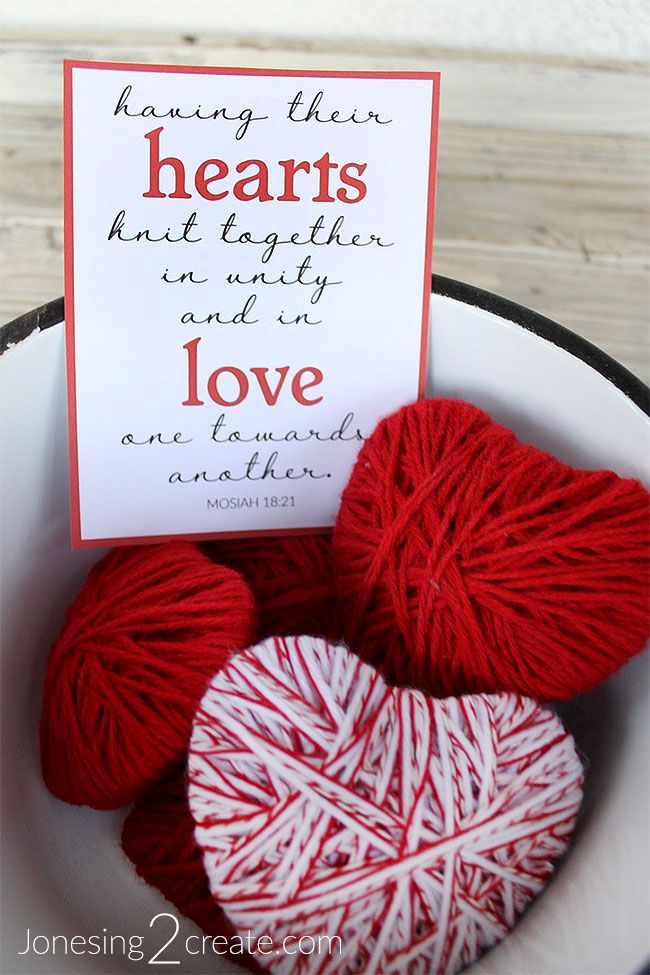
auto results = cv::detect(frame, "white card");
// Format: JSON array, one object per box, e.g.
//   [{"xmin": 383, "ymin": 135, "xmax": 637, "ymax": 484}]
[{"xmin": 64, "ymin": 61, "xmax": 439, "ymax": 546}]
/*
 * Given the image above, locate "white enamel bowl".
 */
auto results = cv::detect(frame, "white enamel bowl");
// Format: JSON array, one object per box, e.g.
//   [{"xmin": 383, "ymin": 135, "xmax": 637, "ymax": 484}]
[{"xmin": 1, "ymin": 278, "xmax": 648, "ymax": 975}]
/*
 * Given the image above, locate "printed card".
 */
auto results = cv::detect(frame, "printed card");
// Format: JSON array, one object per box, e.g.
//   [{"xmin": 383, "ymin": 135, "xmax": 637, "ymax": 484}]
[{"xmin": 64, "ymin": 61, "xmax": 439, "ymax": 545}]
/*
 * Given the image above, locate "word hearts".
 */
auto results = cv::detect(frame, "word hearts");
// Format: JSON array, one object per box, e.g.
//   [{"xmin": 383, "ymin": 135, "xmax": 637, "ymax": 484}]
[{"xmin": 143, "ymin": 128, "xmax": 367, "ymax": 205}]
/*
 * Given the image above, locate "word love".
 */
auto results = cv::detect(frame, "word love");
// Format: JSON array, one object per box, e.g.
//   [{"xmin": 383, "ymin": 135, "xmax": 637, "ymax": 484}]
[
  {"xmin": 143, "ymin": 127, "xmax": 367, "ymax": 204},
  {"xmin": 182, "ymin": 337, "xmax": 323, "ymax": 408}
]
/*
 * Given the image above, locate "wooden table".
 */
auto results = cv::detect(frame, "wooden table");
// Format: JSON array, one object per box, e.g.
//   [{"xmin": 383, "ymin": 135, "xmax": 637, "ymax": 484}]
[{"xmin": 1, "ymin": 32, "xmax": 649, "ymax": 382}]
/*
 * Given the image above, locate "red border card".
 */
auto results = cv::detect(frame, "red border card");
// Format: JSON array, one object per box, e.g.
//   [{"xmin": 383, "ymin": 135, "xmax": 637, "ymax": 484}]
[{"xmin": 64, "ymin": 61, "xmax": 440, "ymax": 547}]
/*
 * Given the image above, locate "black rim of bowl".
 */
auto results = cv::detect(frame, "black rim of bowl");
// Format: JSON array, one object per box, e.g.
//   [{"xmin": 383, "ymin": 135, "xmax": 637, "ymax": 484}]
[{"xmin": 1, "ymin": 276, "xmax": 648, "ymax": 416}]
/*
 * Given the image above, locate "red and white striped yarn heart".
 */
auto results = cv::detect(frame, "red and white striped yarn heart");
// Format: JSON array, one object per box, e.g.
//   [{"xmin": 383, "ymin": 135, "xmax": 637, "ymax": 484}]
[{"xmin": 188, "ymin": 636, "xmax": 583, "ymax": 975}]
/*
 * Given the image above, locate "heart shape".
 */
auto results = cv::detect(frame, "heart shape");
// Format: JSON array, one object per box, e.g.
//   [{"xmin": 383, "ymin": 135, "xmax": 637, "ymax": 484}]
[
  {"xmin": 188, "ymin": 636, "xmax": 583, "ymax": 975},
  {"xmin": 333, "ymin": 398, "xmax": 650, "ymax": 700},
  {"xmin": 206, "ymin": 533, "xmax": 338, "ymax": 642}
]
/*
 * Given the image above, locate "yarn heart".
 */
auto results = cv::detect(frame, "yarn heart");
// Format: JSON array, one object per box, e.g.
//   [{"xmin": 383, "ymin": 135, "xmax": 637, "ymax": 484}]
[
  {"xmin": 205, "ymin": 533, "xmax": 338, "ymax": 642},
  {"xmin": 188, "ymin": 636, "xmax": 583, "ymax": 975},
  {"xmin": 333, "ymin": 398, "xmax": 650, "ymax": 700}
]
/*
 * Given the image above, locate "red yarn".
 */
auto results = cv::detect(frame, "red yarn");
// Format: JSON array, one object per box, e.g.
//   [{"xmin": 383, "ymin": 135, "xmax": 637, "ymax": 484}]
[
  {"xmin": 205, "ymin": 533, "xmax": 338, "ymax": 641},
  {"xmin": 121, "ymin": 768, "xmax": 260, "ymax": 973},
  {"xmin": 40, "ymin": 541, "xmax": 255, "ymax": 809},
  {"xmin": 334, "ymin": 398, "xmax": 650, "ymax": 700}
]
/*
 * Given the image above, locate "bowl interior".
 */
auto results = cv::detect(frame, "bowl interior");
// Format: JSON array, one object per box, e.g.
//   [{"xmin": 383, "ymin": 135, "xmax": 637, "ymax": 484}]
[{"xmin": 1, "ymin": 292, "xmax": 648, "ymax": 974}]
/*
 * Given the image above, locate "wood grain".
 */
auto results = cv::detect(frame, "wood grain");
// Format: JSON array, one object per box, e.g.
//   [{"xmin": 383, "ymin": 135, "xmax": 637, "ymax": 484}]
[{"xmin": 1, "ymin": 35, "xmax": 648, "ymax": 381}]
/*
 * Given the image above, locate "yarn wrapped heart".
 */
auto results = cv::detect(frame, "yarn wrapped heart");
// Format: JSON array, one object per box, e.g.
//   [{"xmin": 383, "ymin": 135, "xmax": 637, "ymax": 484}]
[
  {"xmin": 205, "ymin": 533, "xmax": 337, "ymax": 642},
  {"xmin": 334, "ymin": 397, "xmax": 650, "ymax": 700},
  {"xmin": 121, "ymin": 767, "xmax": 235, "ymax": 943},
  {"xmin": 188, "ymin": 636, "xmax": 583, "ymax": 975},
  {"xmin": 40, "ymin": 541, "xmax": 255, "ymax": 809},
  {"xmin": 122, "ymin": 768, "xmax": 261, "ymax": 974}
]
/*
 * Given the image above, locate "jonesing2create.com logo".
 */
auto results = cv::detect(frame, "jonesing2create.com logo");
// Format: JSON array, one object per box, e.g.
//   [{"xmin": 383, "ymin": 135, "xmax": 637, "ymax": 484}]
[{"xmin": 17, "ymin": 913, "xmax": 343, "ymax": 965}]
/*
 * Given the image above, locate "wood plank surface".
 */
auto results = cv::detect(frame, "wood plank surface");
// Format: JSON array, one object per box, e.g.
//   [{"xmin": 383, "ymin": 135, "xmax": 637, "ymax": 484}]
[{"xmin": 1, "ymin": 34, "xmax": 648, "ymax": 381}]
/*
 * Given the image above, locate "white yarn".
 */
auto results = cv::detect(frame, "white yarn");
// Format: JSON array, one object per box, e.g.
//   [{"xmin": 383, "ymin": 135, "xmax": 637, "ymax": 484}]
[{"xmin": 188, "ymin": 635, "xmax": 583, "ymax": 975}]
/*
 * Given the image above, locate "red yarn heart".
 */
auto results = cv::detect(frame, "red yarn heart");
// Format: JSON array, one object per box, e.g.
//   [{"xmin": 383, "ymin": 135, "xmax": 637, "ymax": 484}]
[
  {"xmin": 122, "ymin": 768, "xmax": 233, "ymax": 935},
  {"xmin": 188, "ymin": 636, "xmax": 583, "ymax": 975},
  {"xmin": 40, "ymin": 541, "xmax": 255, "ymax": 809},
  {"xmin": 122, "ymin": 768, "xmax": 261, "ymax": 974},
  {"xmin": 334, "ymin": 398, "xmax": 650, "ymax": 700},
  {"xmin": 205, "ymin": 533, "xmax": 337, "ymax": 642}
]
